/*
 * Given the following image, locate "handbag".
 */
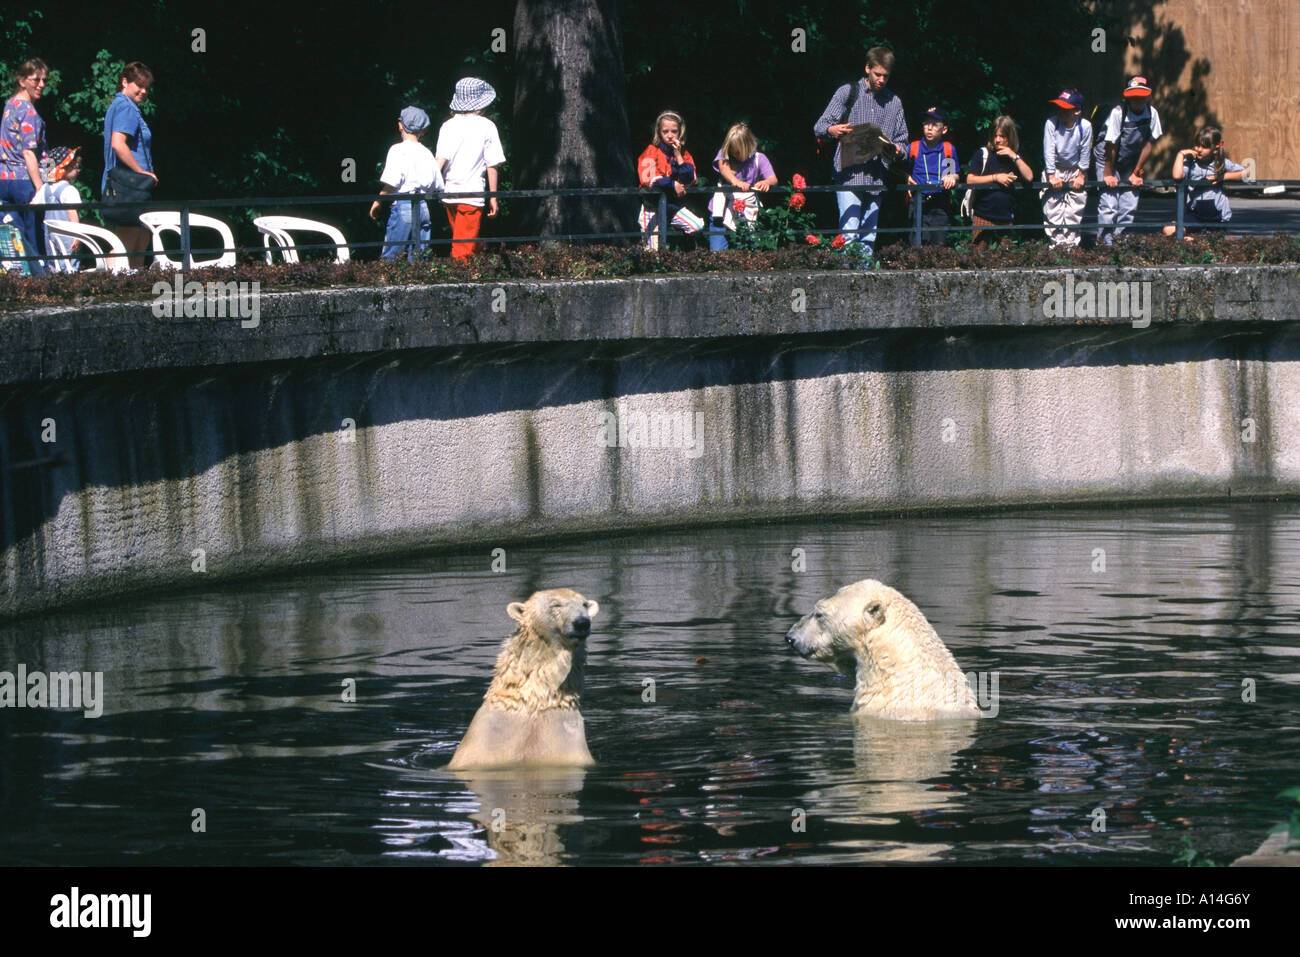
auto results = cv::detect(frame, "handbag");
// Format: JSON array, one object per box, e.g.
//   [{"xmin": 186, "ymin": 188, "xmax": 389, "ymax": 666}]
[{"xmin": 101, "ymin": 165, "xmax": 155, "ymax": 225}]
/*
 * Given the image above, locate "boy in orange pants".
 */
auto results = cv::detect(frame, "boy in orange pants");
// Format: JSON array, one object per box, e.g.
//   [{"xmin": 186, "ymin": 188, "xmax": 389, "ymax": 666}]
[{"xmin": 436, "ymin": 78, "xmax": 506, "ymax": 259}]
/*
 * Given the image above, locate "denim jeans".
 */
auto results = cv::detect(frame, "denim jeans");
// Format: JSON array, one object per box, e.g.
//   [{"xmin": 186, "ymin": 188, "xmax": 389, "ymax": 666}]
[
  {"xmin": 835, "ymin": 187, "xmax": 881, "ymax": 259},
  {"xmin": 382, "ymin": 197, "xmax": 431, "ymax": 259},
  {"xmin": 0, "ymin": 178, "xmax": 44, "ymax": 274},
  {"xmin": 707, "ymin": 218, "xmax": 729, "ymax": 251}
]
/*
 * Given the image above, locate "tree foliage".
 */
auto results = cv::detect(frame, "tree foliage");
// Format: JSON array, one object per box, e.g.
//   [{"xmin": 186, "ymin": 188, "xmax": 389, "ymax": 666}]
[{"xmin": 7, "ymin": 0, "xmax": 1130, "ymax": 253}]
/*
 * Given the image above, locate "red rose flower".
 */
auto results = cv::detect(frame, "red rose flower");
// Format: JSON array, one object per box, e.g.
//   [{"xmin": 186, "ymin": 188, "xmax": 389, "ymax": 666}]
[
  {"xmin": 831, "ymin": 234, "xmax": 847, "ymax": 249},
  {"xmin": 805, "ymin": 234, "xmax": 821, "ymax": 245},
  {"xmin": 788, "ymin": 191, "xmax": 806, "ymax": 211},
  {"xmin": 733, "ymin": 198, "xmax": 747, "ymax": 213},
  {"xmin": 792, "ymin": 173, "xmax": 807, "ymax": 190}
]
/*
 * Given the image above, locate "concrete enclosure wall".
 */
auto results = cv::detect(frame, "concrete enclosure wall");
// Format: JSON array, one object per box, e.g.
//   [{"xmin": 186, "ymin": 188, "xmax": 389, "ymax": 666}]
[{"xmin": 2, "ymin": 266, "xmax": 1298, "ymax": 618}]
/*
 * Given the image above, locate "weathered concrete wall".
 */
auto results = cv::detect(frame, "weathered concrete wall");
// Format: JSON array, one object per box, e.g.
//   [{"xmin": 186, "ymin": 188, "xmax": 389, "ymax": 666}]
[{"xmin": 2, "ymin": 266, "xmax": 1298, "ymax": 618}]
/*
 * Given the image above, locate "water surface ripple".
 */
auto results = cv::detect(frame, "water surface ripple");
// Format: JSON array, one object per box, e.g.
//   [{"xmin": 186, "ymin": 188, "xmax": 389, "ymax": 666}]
[{"xmin": 2, "ymin": 503, "xmax": 1297, "ymax": 865}]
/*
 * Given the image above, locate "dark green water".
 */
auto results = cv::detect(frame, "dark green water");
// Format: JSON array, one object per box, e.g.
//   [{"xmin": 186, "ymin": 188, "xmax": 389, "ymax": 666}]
[{"xmin": 2, "ymin": 502, "xmax": 1298, "ymax": 865}]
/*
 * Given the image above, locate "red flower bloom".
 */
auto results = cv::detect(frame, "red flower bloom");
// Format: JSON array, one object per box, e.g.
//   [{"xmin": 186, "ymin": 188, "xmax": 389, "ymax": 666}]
[
  {"xmin": 788, "ymin": 191, "xmax": 806, "ymax": 211},
  {"xmin": 805, "ymin": 234, "xmax": 821, "ymax": 246},
  {"xmin": 733, "ymin": 198, "xmax": 747, "ymax": 213},
  {"xmin": 792, "ymin": 173, "xmax": 807, "ymax": 190},
  {"xmin": 831, "ymin": 234, "xmax": 847, "ymax": 249}
]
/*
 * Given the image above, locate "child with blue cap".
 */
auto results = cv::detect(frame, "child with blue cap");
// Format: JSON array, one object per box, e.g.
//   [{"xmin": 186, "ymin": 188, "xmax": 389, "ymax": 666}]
[{"xmin": 370, "ymin": 106, "xmax": 442, "ymax": 259}]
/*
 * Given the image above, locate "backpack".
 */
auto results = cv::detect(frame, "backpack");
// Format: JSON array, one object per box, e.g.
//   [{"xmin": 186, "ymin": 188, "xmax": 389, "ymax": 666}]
[
  {"xmin": 906, "ymin": 140, "xmax": 956, "ymax": 203},
  {"xmin": 959, "ymin": 147, "xmax": 988, "ymax": 221},
  {"xmin": 815, "ymin": 78, "xmax": 862, "ymax": 167}
]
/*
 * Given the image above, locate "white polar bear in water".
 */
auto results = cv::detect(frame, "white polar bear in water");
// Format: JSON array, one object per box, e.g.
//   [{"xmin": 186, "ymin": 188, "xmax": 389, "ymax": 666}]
[
  {"xmin": 786, "ymin": 579, "xmax": 981, "ymax": 720},
  {"xmin": 449, "ymin": 588, "xmax": 599, "ymax": 770}
]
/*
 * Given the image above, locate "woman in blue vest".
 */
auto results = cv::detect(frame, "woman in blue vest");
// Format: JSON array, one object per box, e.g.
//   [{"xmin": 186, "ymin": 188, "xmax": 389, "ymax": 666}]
[{"xmin": 102, "ymin": 61, "xmax": 157, "ymax": 268}]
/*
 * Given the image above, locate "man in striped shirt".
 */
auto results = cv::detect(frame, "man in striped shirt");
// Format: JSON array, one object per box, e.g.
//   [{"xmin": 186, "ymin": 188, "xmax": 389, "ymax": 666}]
[{"xmin": 814, "ymin": 47, "xmax": 908, "ymax": 259}]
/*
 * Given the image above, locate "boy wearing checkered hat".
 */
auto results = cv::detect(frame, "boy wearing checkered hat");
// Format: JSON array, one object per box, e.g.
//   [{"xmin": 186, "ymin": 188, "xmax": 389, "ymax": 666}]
[{"xmin": 435, "ymin": 78, "xmax": 506, "ymax": 260}]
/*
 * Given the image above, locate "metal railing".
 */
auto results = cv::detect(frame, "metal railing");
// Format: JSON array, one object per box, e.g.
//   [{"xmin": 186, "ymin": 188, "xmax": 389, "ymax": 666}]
[{"xmin": 2, "ymin": 177, "xmax": 1296, "ymax": 275}]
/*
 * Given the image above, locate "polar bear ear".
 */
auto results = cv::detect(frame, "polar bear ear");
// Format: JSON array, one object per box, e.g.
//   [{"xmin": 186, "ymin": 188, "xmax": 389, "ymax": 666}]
[
  {"xmin": 507, "ymin": 602, "xmax": 528, "ymax": 623},
  {"xmin": 585, "ymin": 600, "xmax": 600, "ymax": 618},
  {"xmin": 864, "ymin": 601, "xmax": 886, "ymax": 628}
]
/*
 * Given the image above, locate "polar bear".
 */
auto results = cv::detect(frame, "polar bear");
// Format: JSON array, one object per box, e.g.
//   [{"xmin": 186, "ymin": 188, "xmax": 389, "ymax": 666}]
[
  {"xmin": 448, "ymin": 588, "xmax": 600, "ymax": 770},
  {"xmin": 785, "ymin": 579, "xmax": 981, "ymax": 720}
]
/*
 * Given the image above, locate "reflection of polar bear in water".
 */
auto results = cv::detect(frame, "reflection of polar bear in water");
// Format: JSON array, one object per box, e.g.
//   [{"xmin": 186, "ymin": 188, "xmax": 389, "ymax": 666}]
[
  {"xmin": 448, "ymin": 589, "xmax": 599, "ymax": 770},
  {"xmin": 786, "ymin": 580, "xmax": 981, "ymax": 720},
  {"xmin": 452, "ymin": 768, "xmax": 587, "ymax": 867},
  {"xmin": 804, "ymin": 718, "xmax": 977, "ymax": 863}
]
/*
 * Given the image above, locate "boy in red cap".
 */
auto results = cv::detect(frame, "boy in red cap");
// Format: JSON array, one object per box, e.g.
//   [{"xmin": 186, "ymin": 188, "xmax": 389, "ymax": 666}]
[
  {"xmin": 1041, "ymin": 89, "xmax": 1091, "ymax": 246},
  {"xmin": 1094, "ymin": 76, "xmax": 1162, "ymax": 245}
]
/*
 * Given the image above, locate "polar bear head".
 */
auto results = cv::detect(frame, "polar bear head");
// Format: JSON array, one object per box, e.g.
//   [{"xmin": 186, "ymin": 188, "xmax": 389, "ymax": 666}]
[
  {"xmin": 785, "ymin": 579, "xmax": 980, "ymax": 719},
  {"xmin": 785, "ymin": 579, "xmax": 900, "ymax": 675},
  {"xmin": 507, "ymin": 588, "xmax": 599, "ymax": 651}
]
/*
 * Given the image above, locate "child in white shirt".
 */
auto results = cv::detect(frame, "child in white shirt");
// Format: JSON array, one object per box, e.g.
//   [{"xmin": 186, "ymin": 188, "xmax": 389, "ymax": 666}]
[
  {"xmin": 370, "ymin": 106, "xmax": 441, "ymax": 260},
  {"xmin": 1041, "ymin": 89, "xmax": 1092, "ymax": 247},
  {"xmin": 435, "ymin": 78, "xmax": 506, "ymax": 260},
  {"xmin": 31, "ymin": 146, "xmax": 83, "ymax": 272}
]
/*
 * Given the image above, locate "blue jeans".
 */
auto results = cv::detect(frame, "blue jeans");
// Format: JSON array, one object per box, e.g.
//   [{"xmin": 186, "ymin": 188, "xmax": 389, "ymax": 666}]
[
  {"xmin": 0, "ymin": 178, "xmax": 45, "ymax": 274},
  {"xmin": 707, "ymin": 218, "xmax": 729, "ymax": 251},
  {"xmin": 382, "ymin": 198, "xmax": 431, "ymax": 260},
  {"xmin": 836, "ymin": 187, "xmax": 882, "ymax": 259}
]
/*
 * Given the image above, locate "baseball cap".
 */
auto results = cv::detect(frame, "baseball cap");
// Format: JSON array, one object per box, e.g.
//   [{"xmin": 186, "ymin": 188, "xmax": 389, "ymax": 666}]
[
  {"xmin": 1123, "ymin": 76, "xmax": 1153, "ymax": 97},
  {"xmin": 922, "ymin": 106, "xmax": 948, "ymax": 122},
  {"xmin": 1050, "ymin": 89, "xmax": 1084, "ymax": 110}
]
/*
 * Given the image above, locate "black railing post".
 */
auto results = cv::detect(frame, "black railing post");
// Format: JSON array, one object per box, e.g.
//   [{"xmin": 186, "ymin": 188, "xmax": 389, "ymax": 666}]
[
  {"xmin": 657, "ymin": 192, "xmax": 669, "ymax": 250},
  {"xmin": 409, "ymin": 194, "xmax": 418, "ymax": 259},
  {"xmin": 1174, "ymin": 180, "xmax": 1186, "ymax": 240},
  {"xmin": 181, "ymin": 203, "xmax": 191, "ymax": 278},
  {"xmin": 912, "ymin": 188, "xmax": 923, "ymax": 246}
]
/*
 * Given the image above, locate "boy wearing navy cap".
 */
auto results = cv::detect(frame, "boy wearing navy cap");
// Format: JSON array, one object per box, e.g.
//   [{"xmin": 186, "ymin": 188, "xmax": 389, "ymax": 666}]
[
  {"xmin": 1041, "ymin": 88, "xmax": 1092, "ymax": 247},
  {"xmin": 370, "ymin": 106, "xmax": 442, "ymax": 260},
  {"xmin": 905, "ymin": 106, "xmax": 960, "ymax": 246}
]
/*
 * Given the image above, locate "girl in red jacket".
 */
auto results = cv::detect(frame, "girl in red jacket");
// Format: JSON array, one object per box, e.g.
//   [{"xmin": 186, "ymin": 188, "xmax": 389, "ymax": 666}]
[{"xmin": 637, "ymin": 110, "xmax": 705, "ymax": 249}]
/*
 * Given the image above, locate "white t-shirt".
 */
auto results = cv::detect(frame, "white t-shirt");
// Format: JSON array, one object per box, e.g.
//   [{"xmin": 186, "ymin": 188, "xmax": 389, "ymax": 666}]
[
  {"xmin": 1102, "ymin": 104, "xmax": 1163, "ymax": 144},
  {"xmin": 380, "ymin": 139, "xmax": 441, "ymax": 194},
  {"xmin": 32, "ymin": 181, "xmax": 82, "ymax": 273},
  {"xmin": 435, "ymin": 113, "xmax": 506, "ymax": 207}
]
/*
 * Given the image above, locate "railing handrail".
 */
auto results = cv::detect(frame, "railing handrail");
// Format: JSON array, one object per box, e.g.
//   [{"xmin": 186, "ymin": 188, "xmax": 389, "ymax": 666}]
[{"xmin": 3, "ymin": 179, "xmax": 1297, "ymax": 270}]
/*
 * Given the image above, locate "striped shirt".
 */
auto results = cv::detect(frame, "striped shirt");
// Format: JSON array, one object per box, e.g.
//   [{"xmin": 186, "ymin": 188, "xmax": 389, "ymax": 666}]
[{"xmin": 814, "ymin": 80, "xmax": 907, "ymax": 187}]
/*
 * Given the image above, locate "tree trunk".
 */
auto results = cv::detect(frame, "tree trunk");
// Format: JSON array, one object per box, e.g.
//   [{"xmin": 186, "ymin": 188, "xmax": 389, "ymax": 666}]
[{"xmin": 512, "ymin": 0, "xmax": 635, "ymax": 242}]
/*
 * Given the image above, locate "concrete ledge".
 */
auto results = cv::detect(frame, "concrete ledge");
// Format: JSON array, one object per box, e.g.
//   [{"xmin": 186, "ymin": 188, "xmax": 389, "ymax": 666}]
[{"xmin": 2, "ymin": 265, "xmax": 1297, "ymax": 385}]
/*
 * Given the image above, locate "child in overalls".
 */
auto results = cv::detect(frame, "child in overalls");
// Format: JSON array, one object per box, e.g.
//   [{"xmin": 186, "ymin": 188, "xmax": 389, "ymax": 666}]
[{"xmin": 1095, "ymin": 76, "xmax": 1162, "ymax": 246}]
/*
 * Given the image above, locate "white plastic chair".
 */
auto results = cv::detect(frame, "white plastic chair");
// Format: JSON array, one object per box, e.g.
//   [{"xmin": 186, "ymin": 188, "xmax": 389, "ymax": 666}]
[
  {"xmin": 138, "ymin": 211, "xmax": 238, "ymax": 269},
  {"xmin": 253, "ymin": 215, "xmax": 350, "ymax": 264},
  {"xmin": 43, "ymin": 220, "xmax": 132, "ymax": 273}
]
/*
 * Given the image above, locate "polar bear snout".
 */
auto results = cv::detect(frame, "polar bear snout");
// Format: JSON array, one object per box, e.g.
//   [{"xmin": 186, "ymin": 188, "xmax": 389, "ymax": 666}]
[
  {"xmin": 786, "ymin": 615, "xmax": 829, "ymax": 659},
  {"xmin": 570, "ymin": 614, "xmax": 591, "ymax": 639}
]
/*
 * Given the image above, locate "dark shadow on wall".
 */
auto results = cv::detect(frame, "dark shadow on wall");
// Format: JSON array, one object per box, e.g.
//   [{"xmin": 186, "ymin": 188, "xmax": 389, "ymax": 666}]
[{"xmin": 1089, "ymin": 0, "xmax": 1222, "ymax": 175}]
